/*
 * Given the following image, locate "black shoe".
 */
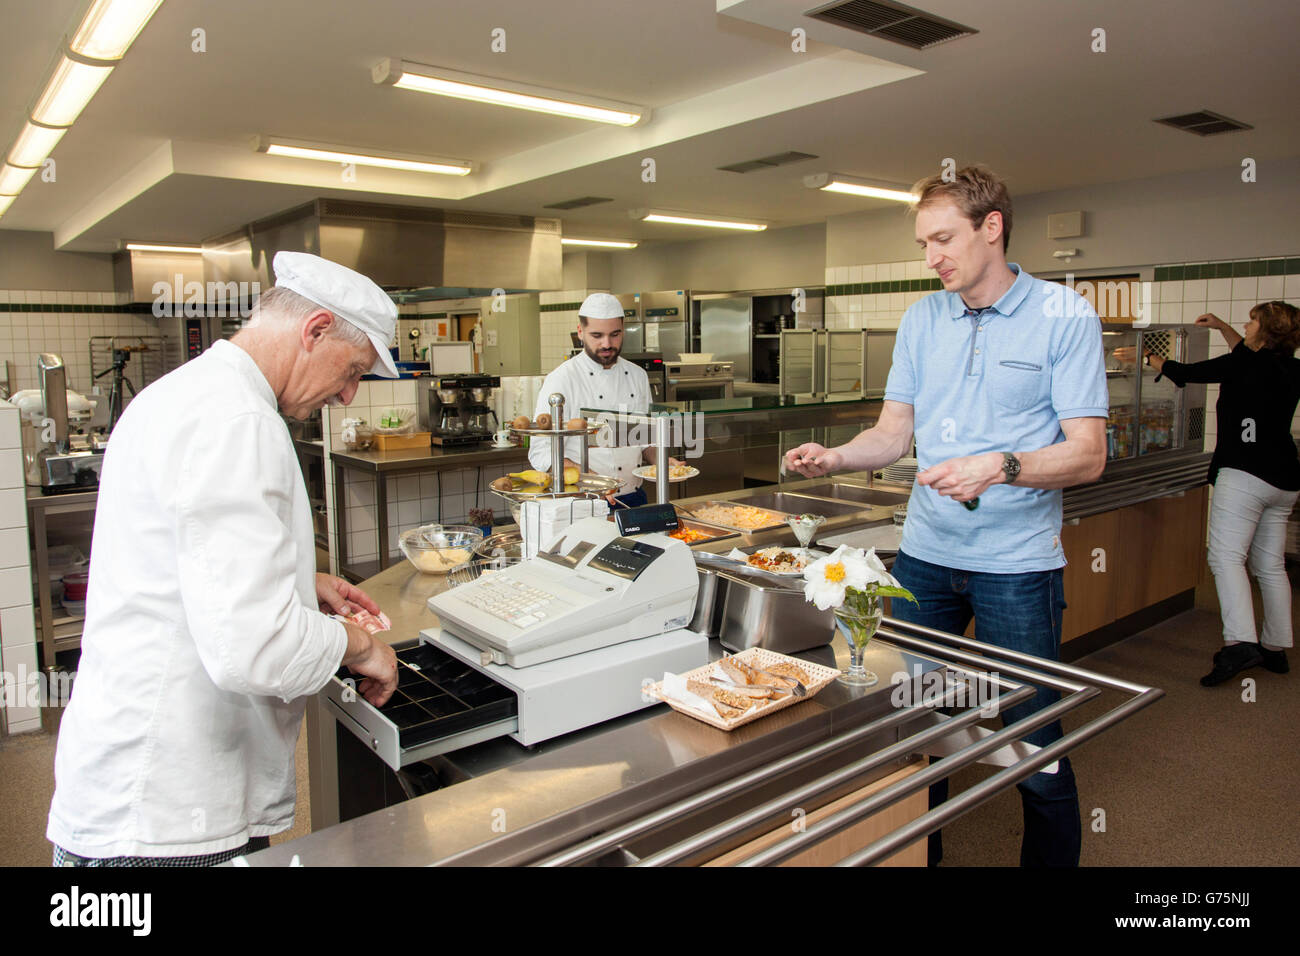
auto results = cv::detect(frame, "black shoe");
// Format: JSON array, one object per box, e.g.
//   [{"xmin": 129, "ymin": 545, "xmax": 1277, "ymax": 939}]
[
  {"xmin": 1259, "ymin": 647, "xmax": 1290, "ymax": 674},
  {"xmin": 1201, "ymin": 644, "xmax": 1264, "ymax": 686}
]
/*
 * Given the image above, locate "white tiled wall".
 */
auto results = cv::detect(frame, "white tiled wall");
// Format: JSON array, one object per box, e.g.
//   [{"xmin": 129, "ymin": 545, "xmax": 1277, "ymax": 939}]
[
  {"xmin": 0, "ymin": 290, "xmax": 174, "ymax": 401},
  {"xmin": 540, "ymin": 289, "xmax": 600, "ymax": 374},
  {"xmin": 823, "ymin": 260, "xmax": 929, "ymax": 331},
  {"xmin": 322, "ymin": 379, "xmax": 519, "ymax": 566},
  {"xmin": 0, "ymin": 399, "xmax": 40, "ymax": 735}
]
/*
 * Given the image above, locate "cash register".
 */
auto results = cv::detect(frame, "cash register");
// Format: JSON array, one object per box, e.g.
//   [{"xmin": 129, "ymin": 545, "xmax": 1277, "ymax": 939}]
[{"xmin": 321, "ymin": 518, "xmax": 709, "ymax": 769}]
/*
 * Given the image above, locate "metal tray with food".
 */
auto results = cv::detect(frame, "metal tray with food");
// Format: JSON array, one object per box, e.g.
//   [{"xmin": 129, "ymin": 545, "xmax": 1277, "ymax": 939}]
[
  {"xmin": 644, "ymin": 648, "xmax": 840, "ymax": 732},
  {"xmin": 667, "ymin": 518, "xmax": 739, "ymax": 546},
  {"xmin": 488, "ymin": 471, "xmax": 621, "ymax": 503},
  {"xmin": 682, "ymin": 500, "xmax": 791, "ymax": 532}
]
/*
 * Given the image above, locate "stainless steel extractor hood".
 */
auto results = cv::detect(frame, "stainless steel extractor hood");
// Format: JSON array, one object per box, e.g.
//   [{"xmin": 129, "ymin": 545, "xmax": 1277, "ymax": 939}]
[{"xmin": 203, "ymin": 199, "xmax": 563, "ymax": 298}]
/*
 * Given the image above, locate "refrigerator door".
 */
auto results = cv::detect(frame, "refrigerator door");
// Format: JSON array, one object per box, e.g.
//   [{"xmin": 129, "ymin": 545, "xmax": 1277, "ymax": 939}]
[
  {"xmin": 698, "ymin": 297, "xmax": 752, "ymax": 381},
  {"xmin": 864, "ymin": 331, "xmax": 896, "ymax": 398},
  {"xmin": 780, "ymin": 330, "xmax": 814, "ymax": 394},
  {"xmin": 825, "ymin": 331, "xmax": 866, "ymax": 394},
  {"xmin": 648, "ymin": 321, "xmax": 687, "ymax": 360},
  {"xmin": 623, "ymin": 322, "xmax": 644, "ymax": 354}
]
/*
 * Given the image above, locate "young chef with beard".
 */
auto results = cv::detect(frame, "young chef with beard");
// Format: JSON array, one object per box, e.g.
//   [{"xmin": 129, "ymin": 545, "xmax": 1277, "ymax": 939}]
[
  {"xmin": 528, "ymin": 292, "xmax": 681, "ymax": 507},
  {"xmin": 48, "ymin": 252, "xmax": 400, "ymax": 866},
  {"xmin": 785, "ymin": 166, "xmax": 1108, "ymax": 866}
]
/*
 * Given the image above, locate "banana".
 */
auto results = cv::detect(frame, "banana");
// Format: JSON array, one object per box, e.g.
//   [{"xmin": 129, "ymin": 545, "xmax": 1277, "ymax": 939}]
[
  {"xmin": 508, "ymin": 469, "xmax": 552, "ymax": 490},
  {"xmin": 563, "ymin": 465, "xmax": 580, "ymax": 486}
]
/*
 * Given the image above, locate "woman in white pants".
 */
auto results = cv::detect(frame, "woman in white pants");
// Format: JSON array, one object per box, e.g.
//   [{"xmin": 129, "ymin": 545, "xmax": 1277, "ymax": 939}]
[{"xmin": 1150, "ymin": 302, "xmax": 1300, "ymax": 686}]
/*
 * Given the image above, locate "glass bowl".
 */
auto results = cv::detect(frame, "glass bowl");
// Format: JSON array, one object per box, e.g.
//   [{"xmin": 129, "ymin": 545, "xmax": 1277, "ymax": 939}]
[{"xmin": 398, "ymin": 524, "xmax": 483, "ymax": 575}]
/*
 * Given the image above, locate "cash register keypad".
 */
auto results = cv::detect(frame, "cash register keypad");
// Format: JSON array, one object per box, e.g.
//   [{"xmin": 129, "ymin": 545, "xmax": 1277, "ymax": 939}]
[{"xmin": 457, "ymin": 577, "xmax": 561, "ymax": 629}]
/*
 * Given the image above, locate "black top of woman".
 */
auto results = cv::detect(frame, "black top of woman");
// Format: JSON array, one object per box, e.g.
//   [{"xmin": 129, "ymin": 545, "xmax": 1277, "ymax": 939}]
[{"xmin": 1161, "ymin": 342, "xmax": 1300, "ymax": 491}]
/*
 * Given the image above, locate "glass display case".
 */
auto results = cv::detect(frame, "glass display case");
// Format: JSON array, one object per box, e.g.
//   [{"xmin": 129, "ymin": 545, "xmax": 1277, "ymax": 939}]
[{"xmin": 1101, "ymin": 324, "xmax": 1208, "ymax": 462}]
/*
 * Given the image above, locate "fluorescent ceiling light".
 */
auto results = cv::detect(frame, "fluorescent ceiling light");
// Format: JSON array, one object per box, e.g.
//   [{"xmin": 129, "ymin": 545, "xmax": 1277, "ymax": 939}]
[
  {"xmin": 0, "ymin": 194, "xmax": 15, "ymax": 218},
  {"xmin": 374, "ymin": 59, "xmax": 647, "ymax": 127},
  {"xmin": 125, "ymin": 242, "xmax": 205, "ymax": 254},
  {"xmin": 258, "ymin": 139, "xmax": 472, "ymax": 176},
  {"xmin": 561, "ymin": 238, "xmax": 638, "ymax": 249},
  {"xmin": 632, "ymin": 209, "xmax": 767, "ymax": 232},
  {"xmin": 30, "ymin": 56, "xmax": 114, "ymax": 127},
  {"xmin": 7, "ymin": 123, "xmax": 67, "ymax": 168},
  {"xmin": 804, "ymin": 173, "xmax": 915, "ymax": 204},
  {"xmin": 0, "ymin": 164, "xmax": 40, "ymax": 196},
  {"xmin": 69, "ymin": 0, "xmax": 166, "ymax": 61}
]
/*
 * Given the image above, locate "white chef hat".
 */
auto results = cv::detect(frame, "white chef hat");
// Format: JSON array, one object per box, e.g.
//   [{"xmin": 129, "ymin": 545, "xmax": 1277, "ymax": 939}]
[
  {"xmin": 578, "ymin": 292, "xmax": 626, "ymax": 321},
  {"xmin": 272, "ymin": 251, "xmax": 400, "ymax": 378}
]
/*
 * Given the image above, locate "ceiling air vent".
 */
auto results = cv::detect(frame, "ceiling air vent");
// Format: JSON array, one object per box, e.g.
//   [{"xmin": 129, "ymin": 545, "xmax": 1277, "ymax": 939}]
[
  {"xmin": 1154, "ymin": 110, "xmax": 1253, "ymax": 136},
  {"xmin": 805, "ymin": 0, "xmax": 976, "ymax": 50},
  {"xmin": 543, "ymin": 196, "xmax": 613, "ymax": 210},
  {"xmin": 718, "ymin": 151, "xmax": 819, "ymax": 174}
]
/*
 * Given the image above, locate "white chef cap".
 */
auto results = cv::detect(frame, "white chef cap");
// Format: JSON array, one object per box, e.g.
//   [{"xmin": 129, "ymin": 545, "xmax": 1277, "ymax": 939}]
[
  {"xmin": 272, "ymin": 251, "xmax": 400, "ymax": 378},
  {"xmin": 578, "ymin": 292, "xmax": 626, "ymax": 321}
]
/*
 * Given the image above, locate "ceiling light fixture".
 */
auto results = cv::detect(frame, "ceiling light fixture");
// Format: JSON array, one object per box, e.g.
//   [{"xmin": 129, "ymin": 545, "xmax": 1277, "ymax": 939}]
[
  {"xmin": 0, "ymin": 194, "xmax": 16, "ymax": 219},
  {"xmin": 7, "ymin": 122, "xmax": 68, "ymax": 168},
  {"xmin": 69, "ymin": 0, "xmax": 166, "ymax": 61},
  {"xmin": 125, "ymin": 242, "xmax": 205, "ymax": 254},
  {"xmin": 0, "ymin": 0, "xmax": 164, "ymax": 217},
  {"xmin": 561, "ymin": 238, "xmax": 639, "ymax": 249},
  {"xmin": 255, "ymin": 137, "xmax": 473, "ymax": 176},
  {"xmin": 630, "ymin": 209, "xmax": 767, "ymax": 232},
  {"xmin": 0, "ymin": 164, "xmax": 40, "ymax": 196},
  {"xmin": 30, "ymin": 56, "xmax": 115, "ymax": 127},
  {"xmin": 373, "ymin": 58, "xmax": 648, "ymax": 127},
  {"xmin": 804, "ymin": 173, "xmax": 915, "ymax": 203}
]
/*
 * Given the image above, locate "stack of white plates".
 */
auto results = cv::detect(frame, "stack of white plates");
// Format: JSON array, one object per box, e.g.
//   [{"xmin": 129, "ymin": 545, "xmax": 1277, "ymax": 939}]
[{"xmin": 880, "ymin": 457, "xmax": 918, "ymax": 485}]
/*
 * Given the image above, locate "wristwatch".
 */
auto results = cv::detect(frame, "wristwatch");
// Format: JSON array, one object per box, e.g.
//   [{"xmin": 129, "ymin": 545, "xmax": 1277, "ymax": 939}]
[{"xmin": 1001, "ymin": 452, "xmax": 1021, "ymax": 484}]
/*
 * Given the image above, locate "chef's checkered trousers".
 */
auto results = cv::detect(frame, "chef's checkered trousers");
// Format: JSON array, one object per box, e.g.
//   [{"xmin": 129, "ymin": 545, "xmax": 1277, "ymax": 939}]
[{"xmin": 53, "ymin": 837, "xmax": 269, "ymax": 867}]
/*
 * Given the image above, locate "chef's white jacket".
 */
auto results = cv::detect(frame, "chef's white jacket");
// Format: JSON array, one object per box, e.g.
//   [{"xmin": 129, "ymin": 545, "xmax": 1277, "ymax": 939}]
[
  {"xmin": 47, "ymin": 340, "xmax": 347, "ymax": 858},
  {"xmin": 528, "ymin": 351, "xmax": 651, "ymax": 494}
]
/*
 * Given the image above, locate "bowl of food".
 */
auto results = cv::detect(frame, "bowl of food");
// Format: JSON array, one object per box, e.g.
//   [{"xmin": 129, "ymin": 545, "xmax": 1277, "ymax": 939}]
[{"xmin": 398, "ymin": 524, "xmax": 483, "ymax": 574}]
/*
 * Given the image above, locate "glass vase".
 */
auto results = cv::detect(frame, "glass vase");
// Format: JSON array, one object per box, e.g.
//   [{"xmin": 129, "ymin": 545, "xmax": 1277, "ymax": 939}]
[{"xmin": 833, "ymin": 601, "xmax": 883, "ymax": 686}]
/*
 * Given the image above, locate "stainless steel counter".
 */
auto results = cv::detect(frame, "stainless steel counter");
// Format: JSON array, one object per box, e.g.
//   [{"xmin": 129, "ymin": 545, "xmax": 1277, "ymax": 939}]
[{"xmin": 276, "ymin": 482, "xmax": 1163, "ymax": 866}]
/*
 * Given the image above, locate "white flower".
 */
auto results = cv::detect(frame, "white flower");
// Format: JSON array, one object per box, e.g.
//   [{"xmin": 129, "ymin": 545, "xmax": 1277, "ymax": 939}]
[
  {"xmin": 862, "ymin": 547, "xmax": 901, "ymax": 589},
  {"xmin": 802, "ymin": 544, "xmax": 871, "ymax": 610}
]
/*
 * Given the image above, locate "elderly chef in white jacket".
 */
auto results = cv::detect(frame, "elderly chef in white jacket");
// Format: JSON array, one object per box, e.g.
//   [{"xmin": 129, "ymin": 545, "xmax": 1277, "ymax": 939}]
[
  {"xmin": 47, "ymin": 252, "xmax": 400, "ymax": 867},
  {"xmin": 528, "ymin": 293, "xmax": 682, "ymax": 506}
]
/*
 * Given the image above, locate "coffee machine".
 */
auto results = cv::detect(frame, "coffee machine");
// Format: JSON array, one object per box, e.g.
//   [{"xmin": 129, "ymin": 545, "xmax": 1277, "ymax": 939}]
[{"xmin": 424, "ymin": 374, "xmax": 501, "ymax": 446}]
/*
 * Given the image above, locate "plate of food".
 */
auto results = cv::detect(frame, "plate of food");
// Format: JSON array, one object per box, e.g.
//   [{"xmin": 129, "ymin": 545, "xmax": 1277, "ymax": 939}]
[
  {"xmin": 644, "ymin": 648, "xmax": 841, "ymax": 731},
  {"xmin": 633, "ymin": 463, "xmax": 700, "ymax": 482},
  {"xmin": 732, "ymin": 545, "xmax": 828, "ymax": 575}
]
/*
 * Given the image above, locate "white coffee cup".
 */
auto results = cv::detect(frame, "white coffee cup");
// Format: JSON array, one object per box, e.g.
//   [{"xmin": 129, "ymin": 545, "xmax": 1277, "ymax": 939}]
[{"xmin": 493, "ymin": 428, "xmax": 511, "ymax": 445}]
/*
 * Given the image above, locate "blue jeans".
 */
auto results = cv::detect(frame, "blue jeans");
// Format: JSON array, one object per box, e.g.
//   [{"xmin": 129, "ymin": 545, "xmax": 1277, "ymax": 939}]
[{"xmin": 889, "ymin": 550, "xmax": 1081, "ymax": 867}]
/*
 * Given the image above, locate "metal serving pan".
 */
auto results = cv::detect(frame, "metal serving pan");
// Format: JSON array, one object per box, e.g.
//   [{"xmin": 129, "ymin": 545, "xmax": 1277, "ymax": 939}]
[{"xmin": 680, "ymin": 500, "xmax": 790, "ymax": 532}]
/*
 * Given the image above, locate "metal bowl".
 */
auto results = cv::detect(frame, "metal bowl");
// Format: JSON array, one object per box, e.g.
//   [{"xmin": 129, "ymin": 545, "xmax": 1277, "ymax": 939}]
[
  {"xmin": 398, "ymin": 524, "xmax": 483, "ymax": 575},
  {"xmin": 473, "ymin": 530, "xmax": 524, "ymax": 560}
]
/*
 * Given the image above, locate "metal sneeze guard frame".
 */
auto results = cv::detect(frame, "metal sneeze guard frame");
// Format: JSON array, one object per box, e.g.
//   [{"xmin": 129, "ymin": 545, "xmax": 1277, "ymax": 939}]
[{"xmin": 535, "ymin": 617, "xmax": 1163, "ymax": 867}]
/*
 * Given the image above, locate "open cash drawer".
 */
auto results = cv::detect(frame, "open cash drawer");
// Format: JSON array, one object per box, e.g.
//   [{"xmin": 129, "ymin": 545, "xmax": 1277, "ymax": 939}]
[{"xmin": 322, "ymin": 639, "xmax": 519, "ymax": 770}]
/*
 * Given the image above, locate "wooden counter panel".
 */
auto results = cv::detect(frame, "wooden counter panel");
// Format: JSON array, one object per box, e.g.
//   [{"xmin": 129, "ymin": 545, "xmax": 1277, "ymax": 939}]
[
  {"xmin": 1061, "ymin": 510, "xmax": 1120, "ymax": 642},
  {"xmin": 1115, "ymin": 486, "xmax": 1207, "ymax": 618},
  {"xmin": 703, "ymin": 758, "xmax": 928, "ymax": 867}
]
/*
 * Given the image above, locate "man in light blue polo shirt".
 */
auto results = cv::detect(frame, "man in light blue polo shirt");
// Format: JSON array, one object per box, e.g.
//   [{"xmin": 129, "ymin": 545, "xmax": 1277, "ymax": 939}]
[{"xmin": 786, "ymin": 165, "xmax": 1107, "ymax": 866}]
